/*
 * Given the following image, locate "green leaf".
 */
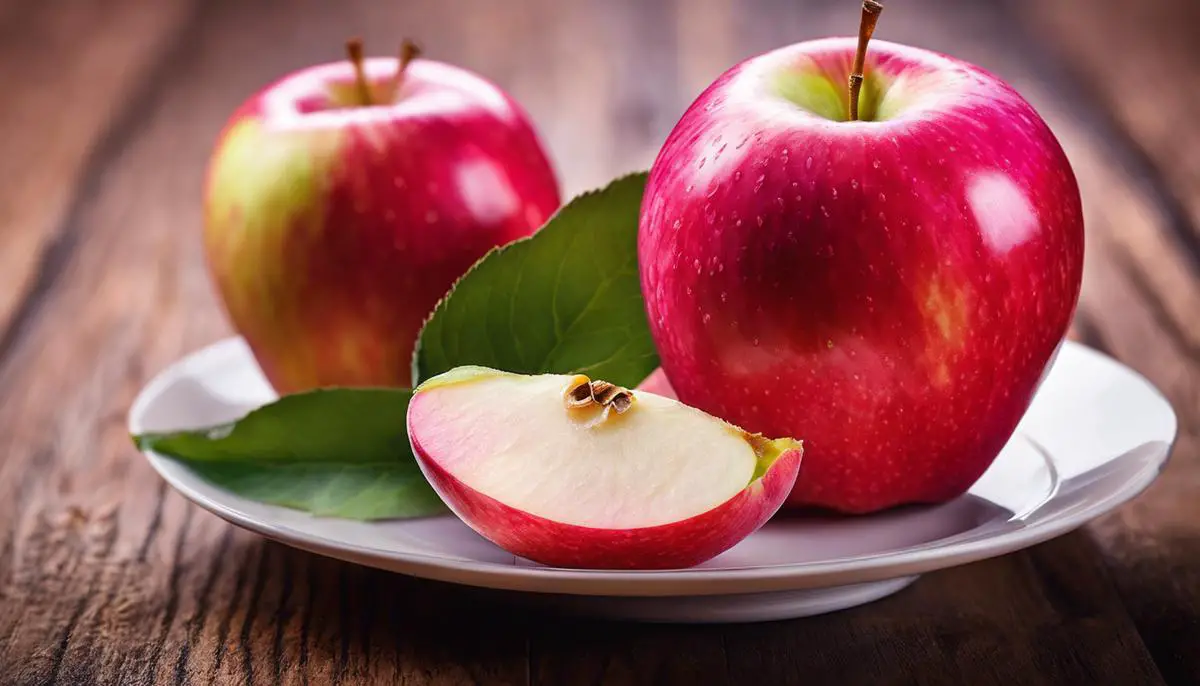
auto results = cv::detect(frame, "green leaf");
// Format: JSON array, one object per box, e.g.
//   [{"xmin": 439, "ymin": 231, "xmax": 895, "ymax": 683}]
[
  {"xmin": 133, "ymin": 388, "xmax": 447, "ymax": 520},
  {"xmin": 413, "ymin": 171, "xmax": 659, "ymax": 388}
]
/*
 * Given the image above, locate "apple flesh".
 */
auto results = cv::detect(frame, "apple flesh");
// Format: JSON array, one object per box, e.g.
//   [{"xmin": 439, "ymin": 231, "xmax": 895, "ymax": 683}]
[
  {"xmin": 638, "ymin": 37, "xmax": 1085, "ymax": 514},
  {"xmin": 203, "ymin": 52, "xmax": 561, "ymax": 394},
  {"xmin": 406, "ymin": 366, "xmax": 802, "ymax": 569}
]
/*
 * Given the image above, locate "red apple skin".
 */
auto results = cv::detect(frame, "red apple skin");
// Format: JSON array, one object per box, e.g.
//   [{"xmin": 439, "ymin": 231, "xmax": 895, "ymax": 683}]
[
  {"xmin": 204, "ymin": 57, "xmax": 560, "ymax": 394},
  {"xmin": 408, "ymin": 412, "xmax": 802, "ymax": 570},
  {"xmin": 639, "ymin": 38, "xmax": 1085, "ymax": 514}
]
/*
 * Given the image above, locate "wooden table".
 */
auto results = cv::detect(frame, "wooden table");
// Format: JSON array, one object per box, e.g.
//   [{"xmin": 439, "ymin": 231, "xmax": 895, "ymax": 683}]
[{"xmin": 1, "ymin": 0, "xmax": 1196, "ymax": 683}]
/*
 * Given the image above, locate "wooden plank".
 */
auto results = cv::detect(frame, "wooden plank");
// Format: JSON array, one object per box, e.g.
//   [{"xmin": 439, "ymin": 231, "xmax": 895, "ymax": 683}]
[{"xmin": 0, "ymin": 0, "xmax": 196, "ymax": 359}]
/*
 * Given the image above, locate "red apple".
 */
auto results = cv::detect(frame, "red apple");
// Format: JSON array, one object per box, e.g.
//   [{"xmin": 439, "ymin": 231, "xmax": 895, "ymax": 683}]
[
  {"xmin": 203, "ymin": 42, "xmax": 561, "ymax": 394},
  {"xmin": 406, "ymin": 366, "xmax": 802, "ymax": 569},
  {"xmin": 638, "ymin": 36, "xmax": 1085, "ymax": 514}
]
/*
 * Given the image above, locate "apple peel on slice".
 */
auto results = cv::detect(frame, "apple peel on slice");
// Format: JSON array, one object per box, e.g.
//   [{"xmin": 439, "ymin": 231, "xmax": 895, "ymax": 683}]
[{"xmin": 406, "ymin": 366, "xmax": 803, "ymax": 570}]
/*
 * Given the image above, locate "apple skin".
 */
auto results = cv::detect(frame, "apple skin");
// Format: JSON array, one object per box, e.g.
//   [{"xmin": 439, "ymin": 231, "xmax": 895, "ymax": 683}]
[
  {"xmin": 203, "ymin": 56, "xmax": 561, "ymax": 394},
  {"xmin": 409, "ymin": 432, "xmax": 801, "ymax": 570},
  {"xmin": 638, "ymin": 37, "xmax": 1085, "ymax": 514}
]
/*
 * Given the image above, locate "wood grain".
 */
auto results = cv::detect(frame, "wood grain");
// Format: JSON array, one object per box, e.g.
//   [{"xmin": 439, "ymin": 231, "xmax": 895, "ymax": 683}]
[
  {"xmin": 0, "ymin": 0, "xmax": 196, "ymax": 359},
  {"xmin": 0, "ymin": 0, "xmax": 1195, "ymax": 684}
]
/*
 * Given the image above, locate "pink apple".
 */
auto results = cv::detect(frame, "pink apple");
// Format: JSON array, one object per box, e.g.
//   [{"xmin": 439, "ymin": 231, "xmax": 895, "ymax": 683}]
[
  {"xmin": 638, "ymin": 37, "xmax": 1085, "ymax": 514},
  {"xmin": 203, "ymin": 43, "xmax": 561, "ymax": 394},
  {"xmin": 406, "ymin": 366, "xmax": 802, "ymax": 569}
]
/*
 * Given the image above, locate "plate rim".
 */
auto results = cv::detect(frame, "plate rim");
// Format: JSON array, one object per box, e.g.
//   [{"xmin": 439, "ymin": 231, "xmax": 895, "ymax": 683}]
[{"xmin": 128, "ymin": 337, "xmax": 1178, "ymax": 597}]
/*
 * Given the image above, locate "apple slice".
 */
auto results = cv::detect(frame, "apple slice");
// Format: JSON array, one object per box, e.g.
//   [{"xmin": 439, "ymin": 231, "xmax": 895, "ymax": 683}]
[{"xmin": 407, "ymin": 366, "xmax": 803, "ymax": 570}]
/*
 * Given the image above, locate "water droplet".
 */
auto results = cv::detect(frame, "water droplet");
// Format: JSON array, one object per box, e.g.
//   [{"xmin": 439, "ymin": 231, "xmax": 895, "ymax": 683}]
[
  {"xmin": 826, "ymin": 340, "xmax": 834, "ymax": 349},
  {"xmin": 672, "ymin": 219, "xmax": 682, "ymax": 230},
  {"xmin": 831, "ymin": 188, "xmax": 838, "ymax": 199},
  {"xmin": 685, "ymin": 185, "xmax": 694, "ymax": 193},
  {"xmin": 717, "ymin": 263, "xmax": 724, "ymax": 273},
  {"xmin": 733, "ymin": 171, "xmax": 742, "ymax": 182},
  {"xmin": 693, "ymin": 259, "xmax": 701, "ymax": 272},
  {"xmin": 872, "ymin": 159, "xmax": 881, "ymax": 169},
  {"xmin": 703, "ymin": 313, "xmax": 712, "ymax": 324},
  {"xmin": 805, "ymin": 156, "xmax": 813, "ymax": 169},
  {"xmin": 706, "ymin": 184, "xmax": 719, "ymax": 198},
  {"xmin": 720, "ymin": 291, "xmax": 728, "ymax": 302},
  {"xmin": 735, "ymin": 219, "xmax": 743, "ymax": 227},
  {"xmin": 820, "ymin": 205, "xmax": 829, "ymax": 218},
  {"xmin": 756, "ymin": 216, "xmax": 764, "ymax": 227},
  {"xmin": 754, "ymin": 174, "xmax": 765, "ymax": 192},
  {"xmin": 878, "ymin": 192, "xmax": 887, "ymax": 202},
  {"xmin": 686, "ymin": 286, "xmax": 693, "ymax": 296},
  {"xmin": 851, "ymin": 179, "xmax": 859, "ymax": 189},
  {"xmin": 752, "ymin": 338, "xmax": 760, "ymax": 347}
]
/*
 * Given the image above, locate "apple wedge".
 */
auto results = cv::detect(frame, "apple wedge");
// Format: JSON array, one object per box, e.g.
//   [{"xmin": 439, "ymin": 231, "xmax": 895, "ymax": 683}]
[{"xmin": 406, "ymin": 366, "xmax": 802, "ymax": 570}]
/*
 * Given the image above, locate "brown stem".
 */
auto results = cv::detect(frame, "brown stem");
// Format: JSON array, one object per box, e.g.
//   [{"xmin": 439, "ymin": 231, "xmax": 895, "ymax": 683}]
[
  {"xmin": 345, "ymin": 38, "xmax": 373, "ymax": 106},
  {"xmin": 386, "ymin": 38, "xmax": 422, "ymax": 102},
  {"xmin": 848, "ymin": 0, "xmax": 883, "ymax": 121}
]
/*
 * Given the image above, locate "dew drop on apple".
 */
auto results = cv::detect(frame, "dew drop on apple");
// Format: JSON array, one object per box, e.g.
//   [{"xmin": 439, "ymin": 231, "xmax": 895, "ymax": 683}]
[
  {"xmin": 872, "ymin": 159, "xmax": 881, "ymax": 169},
  {"xmin": 831, "ymin": 188, "xmax": 838, "ymax": 200},
  {"xmin": 756, "ymin": 216, "xmax": 764, "ymax": 227},
  {"xmin": 702, "ymin": 313, "xmax": 712, "ymax": 324},
  {"xmin": 754, "ymin": 175, "xmax": 765, "ymax": 193},
  {"xmin": 878, "ymin": 192, "xmax": 887, "ymax": 202},
  {"xmin": 720, "ymin": 291, "xmax": 728, "ymax": 302},
  {"xmin": 805, "ymin": 156, "xmax": 813, "ymax": 170},
  {"xmin": 686, "ymin": 184, "xmax": 694, "ymax": 194},
  {"xmin": 672, "ymin": 219, "xmax": 681, "ymax": 230},
  {"xmin": 693, "ymin": 259, "xmax": 701, "ymax": 273},
  {"xmin": 851, "ymin": 179, "xmax": 859, "ymax": 189},
  {"xmin": 733, "ymin": 170, "xmax": 742, "ymax": 182}
]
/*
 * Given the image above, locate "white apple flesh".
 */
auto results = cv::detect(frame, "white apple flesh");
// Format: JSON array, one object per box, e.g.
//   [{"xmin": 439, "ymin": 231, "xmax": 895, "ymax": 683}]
[{"xmin": 406, "ymin": 366, "xmax": 802, "ymax": 569}]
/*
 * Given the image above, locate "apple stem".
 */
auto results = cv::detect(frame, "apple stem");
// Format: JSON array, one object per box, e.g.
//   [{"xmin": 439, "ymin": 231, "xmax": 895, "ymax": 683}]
[
  {"xmin": 346, "ymin": 38, "xmax": 374, "ymax": 106},
  {"xmin": 848, "ymin": 0, "xmax": 883, "ymax": 122},
  {"xmin": 386, "ymin": 39, "xmax": 422, "ymax": 102}
]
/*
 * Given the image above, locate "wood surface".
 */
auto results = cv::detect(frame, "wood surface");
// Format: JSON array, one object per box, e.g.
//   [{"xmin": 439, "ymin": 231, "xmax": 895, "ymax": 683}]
[{"xmin": 0, "ymin": 0, "xmax": 1195, "ymax": 683}]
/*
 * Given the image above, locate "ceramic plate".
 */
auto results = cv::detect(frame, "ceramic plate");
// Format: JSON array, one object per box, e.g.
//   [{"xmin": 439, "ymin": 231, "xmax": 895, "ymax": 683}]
[{"xmin": 129, "ymin": 338, "xmax": 1176, "ymax": 623}]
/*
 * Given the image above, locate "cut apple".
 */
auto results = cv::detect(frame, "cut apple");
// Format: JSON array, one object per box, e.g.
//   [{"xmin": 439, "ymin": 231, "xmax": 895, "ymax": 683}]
[{"xmin": 406, "ymin": 366, "xmax": 803, "ymax": 570}]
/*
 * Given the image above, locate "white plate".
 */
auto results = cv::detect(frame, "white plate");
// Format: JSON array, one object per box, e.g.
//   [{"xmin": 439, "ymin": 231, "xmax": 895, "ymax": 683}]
[{"xmin": 129, "ymin": 338, "xmax": 1177, "ymax": 623}]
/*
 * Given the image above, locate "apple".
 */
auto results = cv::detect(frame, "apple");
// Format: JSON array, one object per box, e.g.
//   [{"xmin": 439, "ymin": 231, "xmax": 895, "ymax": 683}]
[
  {"xmin": 638, "ymin": 30, "xmax": 1085, "ymax": 513},
  {"xmin": 203, "ymin": 41, "xmax": 561, "ymax": 394},
  {"xmin": 406, "ymin": 366, "xmax": 802, "ymax": 569}
]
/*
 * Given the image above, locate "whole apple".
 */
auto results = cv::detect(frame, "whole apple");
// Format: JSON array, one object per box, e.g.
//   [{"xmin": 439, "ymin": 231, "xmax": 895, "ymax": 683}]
[
  {"xmin": 638, "ymin": 37, "xmax": 1084, "ymax": 513},
  {"xmin": 203, "ymin": 44, "xmax": 561, "ymax": 394}
]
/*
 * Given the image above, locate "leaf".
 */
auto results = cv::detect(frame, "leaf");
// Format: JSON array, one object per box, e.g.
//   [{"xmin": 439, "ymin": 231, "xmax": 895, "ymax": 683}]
[
  {"xmin": 413, "ymin": 171, "xmax": 659, "ymax": 388},
  {"xmin": 133, "ymin": 388, "xmax": 447, "ymax": 520}
]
